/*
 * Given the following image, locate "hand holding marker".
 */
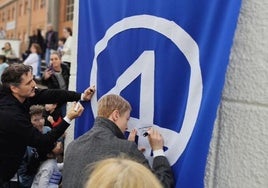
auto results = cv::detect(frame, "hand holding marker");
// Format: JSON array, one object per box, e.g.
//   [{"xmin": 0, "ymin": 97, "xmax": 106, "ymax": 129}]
[
  {"xmin": 74, "ymin": 87, "xmax": 95, "ymax": 112},
  {"xmin": 74, "ymin": 100, "xmax": 81, "ymax": 112}
]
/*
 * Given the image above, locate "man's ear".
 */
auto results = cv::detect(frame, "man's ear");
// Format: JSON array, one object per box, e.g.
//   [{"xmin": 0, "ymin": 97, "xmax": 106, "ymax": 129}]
[
  {"xmin": 110, "ymin": 109, "xmax": 120, "ymax": 122},
  {"xmin": 10, "ymin": 85, "xmax": 19, "ymax": 94}
]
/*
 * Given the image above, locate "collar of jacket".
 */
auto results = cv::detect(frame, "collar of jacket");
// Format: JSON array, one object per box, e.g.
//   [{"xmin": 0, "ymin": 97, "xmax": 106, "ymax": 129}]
[{"xmin": 94, "ymin": 117, "xmax": 126, "ymax": 139}]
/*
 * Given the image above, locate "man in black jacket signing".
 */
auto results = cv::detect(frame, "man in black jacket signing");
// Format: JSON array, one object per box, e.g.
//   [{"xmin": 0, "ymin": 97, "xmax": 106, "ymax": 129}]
[{"xmin": 0, "ymin": 63, "xmax": 95, "ymax": 186}]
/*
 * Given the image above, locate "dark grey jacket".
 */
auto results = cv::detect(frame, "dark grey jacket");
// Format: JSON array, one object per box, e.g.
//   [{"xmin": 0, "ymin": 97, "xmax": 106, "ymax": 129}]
[{"xmin": 62, "ymin": 117, "xmax": 174, "ymax": 188}]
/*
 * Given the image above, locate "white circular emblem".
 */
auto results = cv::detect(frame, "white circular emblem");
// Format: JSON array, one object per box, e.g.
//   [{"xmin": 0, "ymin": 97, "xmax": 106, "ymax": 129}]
[{"xmin": 90, "ymin": 14, "xmax": 203, "ymax": 165}]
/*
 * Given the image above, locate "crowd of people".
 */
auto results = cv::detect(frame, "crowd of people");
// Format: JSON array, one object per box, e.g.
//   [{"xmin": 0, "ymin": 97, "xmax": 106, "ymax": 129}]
[
  {"xmin": 0, "ymin": 23, "xmax": 175, "ymax": 188},
  {"xmin": 0, "ymin": 24, "xmax": 73, "ymax": 83}
]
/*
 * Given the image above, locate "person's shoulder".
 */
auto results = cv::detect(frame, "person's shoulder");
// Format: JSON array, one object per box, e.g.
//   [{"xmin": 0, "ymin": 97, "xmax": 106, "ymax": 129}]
[
  {"xmin": 31, "ymin": 53, "xmax": 39, "ymax": 59},
  {"xmin": 0, "ymin": 92, "xmax": 17, "ymax": 108},
  {"xmin": 61, "ymin": 63, "xmax": 70, "ymax": 71},
  {"xmin": 67, "ymin": 130, "xmax": 92, "ymax": 148}
]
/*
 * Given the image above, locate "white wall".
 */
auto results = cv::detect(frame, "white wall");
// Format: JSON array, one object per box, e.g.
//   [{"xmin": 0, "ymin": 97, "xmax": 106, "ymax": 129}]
[
  {"xmin": 205, "ymin": 0, "xmax": 268, "ymax": 187},
  {"xmin": 70, "ymin": 1, "xmax": 268, "ymax": 187}
]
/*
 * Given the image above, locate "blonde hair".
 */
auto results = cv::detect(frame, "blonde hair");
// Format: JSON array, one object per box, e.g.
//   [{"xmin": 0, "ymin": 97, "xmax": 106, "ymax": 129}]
[
  {"xmin": 84, "ymin": 157, "xmax": 163, "ymax": 188},
  {"xmin": 97, "ymin": 94, "xmax": 132, "ymax": 118}
]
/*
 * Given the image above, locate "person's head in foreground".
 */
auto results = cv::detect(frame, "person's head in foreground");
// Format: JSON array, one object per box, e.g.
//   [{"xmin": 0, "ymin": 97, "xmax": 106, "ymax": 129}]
[
  {"xmin": 84, "ymin": 157, "xmax": 163, "ymax": 188},
  {"xmin": 97, "ymin": 94, "xmax": 132, "ymax": 133}
]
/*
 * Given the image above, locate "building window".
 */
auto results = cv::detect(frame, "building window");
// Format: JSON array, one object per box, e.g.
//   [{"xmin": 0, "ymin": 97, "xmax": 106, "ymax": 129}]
[
  {"xmin": 24, "ymin": 1, "xmax": 28, "ymax": 15},
  {"xmin": 66, "ymin": 0, "xmax": 74, "ymax": 21},
  {"xmin": 23, "ymin": 32, "xmax": 27, "ymax": 42},
  {"xmin": 19, "ymin": 4, "xmax": 22, "ymax": 16},
  {"xmin": 7, "ymin": 9, "xmax": 10, "ymax": 21},
  {"xmin": 12, "ymin": 7, "xmax": 15, "ymax": 19},
  {"xmin": 33, "ymin": 0, "xmax": 39, "ymax": 10},
  {"xmin": 40, "ymin": 0, "xmax": 45, "ymax": 8}
]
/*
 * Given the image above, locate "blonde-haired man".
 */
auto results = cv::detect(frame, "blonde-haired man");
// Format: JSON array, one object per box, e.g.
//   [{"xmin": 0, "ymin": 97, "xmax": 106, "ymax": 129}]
[{"xmin": 63, "ymin": 94, "xmax": 174, "ymax": 188}]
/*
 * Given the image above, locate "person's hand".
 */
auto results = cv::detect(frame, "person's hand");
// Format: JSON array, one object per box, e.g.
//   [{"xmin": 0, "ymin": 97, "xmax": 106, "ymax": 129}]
[
  {"xmin": 43, "ymin": 68, "xmax": 53, "ymax": 80},
  {"xmin": 82, "ymin": 85, "xmax": 95, "ymax": 101},
  {"xmin": 147, "ymin": 128, "xmax": 164, "ymax": 151},
  {"xmin": 128, "ymin": 129, "xmax": 137, "ymax": 142},
  {"xmin": 47, "ymin": 115, "xmax": 54, "ymax": 124},
  {"xmin": 66, "ymin": 102, "xmax": 84, "ymax": 120},
  {"xmin": 128, "ymin": 129, "xmax": 145, "ymax": 152}
]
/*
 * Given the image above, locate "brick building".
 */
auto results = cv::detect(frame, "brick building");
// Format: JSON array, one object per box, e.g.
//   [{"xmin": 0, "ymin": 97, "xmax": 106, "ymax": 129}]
[{"xmin": 0, "ymin": 0, "xmax": 74, "ymax": 57}]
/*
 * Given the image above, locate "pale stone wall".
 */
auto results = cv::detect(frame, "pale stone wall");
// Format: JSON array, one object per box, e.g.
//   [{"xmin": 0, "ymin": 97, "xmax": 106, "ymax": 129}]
[{"xmin": 205, "ymin": 0, "xmax": 268, "ymax": 187}]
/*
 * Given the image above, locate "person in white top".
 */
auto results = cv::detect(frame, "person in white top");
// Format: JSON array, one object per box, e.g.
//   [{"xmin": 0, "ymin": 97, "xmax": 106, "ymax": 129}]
[
  {"xmin": 61, "ymin": 27, "xmax": 72, "ymax": 68},
  {"xmin": 23, "ymin": 43, "xmax": 42, "ymax": 79}
]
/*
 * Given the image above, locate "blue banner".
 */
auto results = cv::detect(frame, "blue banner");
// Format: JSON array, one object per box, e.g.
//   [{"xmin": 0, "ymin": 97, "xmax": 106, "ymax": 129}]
[{"xmin": 75, "ymin": 1, "xmax": 241, "ymax": 187}]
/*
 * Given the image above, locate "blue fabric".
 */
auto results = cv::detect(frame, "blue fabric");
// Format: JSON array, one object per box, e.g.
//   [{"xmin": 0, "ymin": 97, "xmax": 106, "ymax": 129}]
[
  {"xmin": 48, "ymin": 171, "xmax": 61, "ymax": 185},
  {"xmin": 76, "ymin": 1, "xmax": 241, "ymax": 187}
]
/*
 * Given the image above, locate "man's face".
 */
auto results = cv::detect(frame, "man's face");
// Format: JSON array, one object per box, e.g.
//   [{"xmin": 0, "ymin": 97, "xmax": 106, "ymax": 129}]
[
  {"xmin": 31, "ymin": 114, "xmax": 44, "ymax": 132},
  {"xmin": 115, "ymin": 110, "xmax": 131, "ymax": 133},
  {"xmin": 11, "ymin": 72, "xmax": 36, "ymax": 102}
]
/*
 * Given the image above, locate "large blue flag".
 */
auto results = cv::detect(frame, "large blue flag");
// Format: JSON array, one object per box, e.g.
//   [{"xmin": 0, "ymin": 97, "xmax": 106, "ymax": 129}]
[{"xmin": 75, "ymin": 1, "xmax": 241, "ymax": 187}]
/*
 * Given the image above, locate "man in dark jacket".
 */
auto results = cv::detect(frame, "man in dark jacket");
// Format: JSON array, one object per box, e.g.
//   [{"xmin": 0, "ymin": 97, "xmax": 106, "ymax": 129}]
[
  {"xmin": 62, "ymin": 94, "xmax": 174, "ymax": 188},
  {"xmin": 0, "ymin": 63, "xmax": 95, "ymax": 186},
  {"xmin": 45, "ymin": 24, "xmax": 58, "ymax": 66}
]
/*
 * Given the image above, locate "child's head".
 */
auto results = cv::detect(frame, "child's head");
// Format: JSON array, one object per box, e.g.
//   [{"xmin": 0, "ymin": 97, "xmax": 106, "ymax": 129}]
[
  {"xmin": 45, "ymin": 103, "xmax": 58, "ymax": 113},
  {"xmin": 30, "ymin": 43, "xmax": 42, "ymax": 54},
  {"xmin": 29, "ymin": 105, "xmax": 45, "ymax": 132}
]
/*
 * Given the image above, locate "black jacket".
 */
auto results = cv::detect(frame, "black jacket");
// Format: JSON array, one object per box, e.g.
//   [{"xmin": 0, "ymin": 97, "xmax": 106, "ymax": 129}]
[
  {"xmin": 41, "ymin": 63, "xmax": 70, "ymax": 90},
  {"xmin": 0, "ymin": 88, "xmax": 81, "ymax": 182},
  {"xmin": 63, "ymin": 117, "xmax": 174, "ymax": 188},
  {"xmin": 45, "ymin": 30, "xmax": 58, "ymax": 50}
]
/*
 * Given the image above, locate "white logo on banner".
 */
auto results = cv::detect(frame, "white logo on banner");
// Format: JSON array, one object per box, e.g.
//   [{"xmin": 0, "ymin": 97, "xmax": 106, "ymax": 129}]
[{"xmin": 90, "ymin": 15, "xmax": 203, "ymax": 165}]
